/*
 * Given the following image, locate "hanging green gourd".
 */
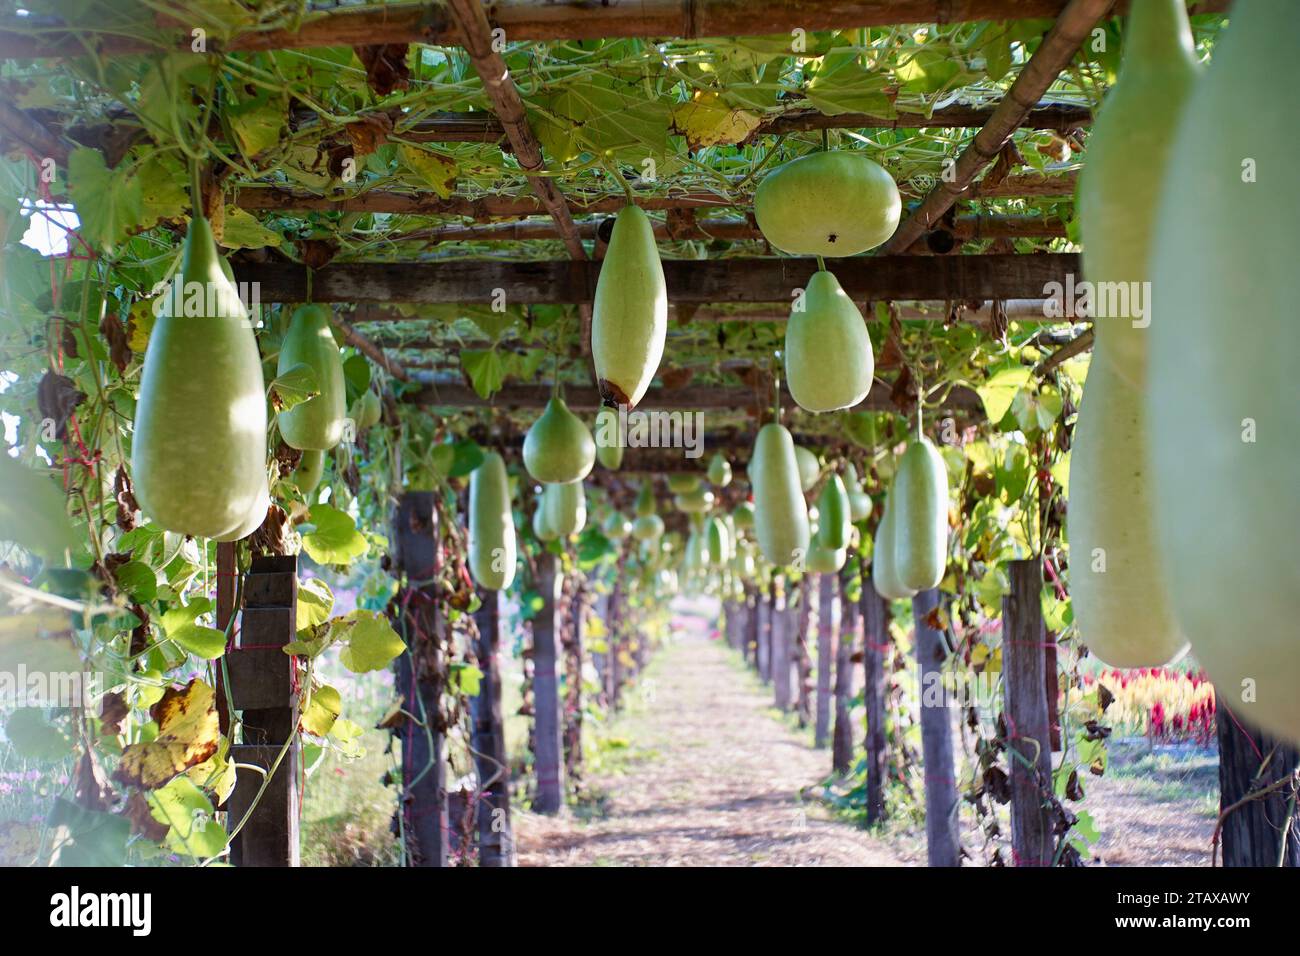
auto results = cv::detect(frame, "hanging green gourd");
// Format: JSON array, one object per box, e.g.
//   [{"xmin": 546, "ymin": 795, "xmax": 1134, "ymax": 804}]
[
  {"xmin": 132, "ymin": 169, "xmax": 268, "ymax": 540},
  {"xmin": 468, "ymin": 451, "xmax": 517, "ymax": 591},
  {"xmin": 591, "ymin": 204, "xmax": 667, "ymax": 408},
  {"xmin": 277, "ymin": 303, "xmax": 347, "ymax": 451}
]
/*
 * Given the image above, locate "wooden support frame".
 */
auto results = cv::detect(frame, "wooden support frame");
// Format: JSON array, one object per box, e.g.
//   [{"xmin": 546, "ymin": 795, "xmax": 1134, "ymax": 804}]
[
  {"xmin": 1216, "ymin": 709, "xmax": 1300, "ymax": 867},
  {"xmin": 814, "ymin": 574, "xmax": 836, "ymax": 749},
  {"xmin": 1002, "ymin": 558, "xmax": 1055, "ymax": 867},
  {"xmin": 772, "ymin": 576, "xmax": 792, "ymax": 710},
  {"xmin": 233, "ymin": 253, "xmax": 1078, "ymax": 306},
  {"xmin": 832, "ymin": 567, "xmax": 859, "ymax": 777},
  {"xmin": 531, "ymin": 552, "xmax": 565, "ymax": 813},
  {"xmin": 471, "ymin": 588, "xmax": 515, "ymax": 866},
  {"xmin": 861, "ymin": 580, "xmax": 891, "ymax": 825},
  {"xmin": 913, "ymin": 587, "xmax": 960, "ymax": 866}
]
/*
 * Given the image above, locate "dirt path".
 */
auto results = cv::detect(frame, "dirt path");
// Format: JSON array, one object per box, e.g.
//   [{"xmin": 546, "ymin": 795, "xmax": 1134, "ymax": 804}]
[{"xmin": 514, "ymin": 616, "xmax": 904, "ymax": 867}]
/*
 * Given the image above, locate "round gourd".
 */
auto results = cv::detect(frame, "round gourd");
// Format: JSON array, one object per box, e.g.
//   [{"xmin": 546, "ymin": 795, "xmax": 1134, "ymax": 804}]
[
  {"xmin": 294, "ymin": 447, "xmax": 326, "ymax": 494},
  {"xmin": 522, "ymin": 396, "xmax": 595, "ymax": 484},
  {"xmin": 602, "ymin": 512, "xmax": 631, "ymax": 539},
  {"xmin": 133, "ymin": 212, "xmax": 268, "ymax": 538},
  {"xmin": 816, "ymin": 474, "xmax": 850, "ymax": 550},
  {"xmin": 532, "ymin": 493, "xmax": 559, "ymax": 542},
  {"xmin": 667, "ymin": 473, "xmax": 701, "ymax": 495},
  {"xmin": 754, "ymin": 151, "xmax": 901, "ymax": 257},
  {"xmin": 468, "ymin": 452, "xmax": 517, "ymax": 591},
  {"xmin": 749, "ymin": 422, "xmax": 810, "ymax": 567},
  {"xmin": 893, "ymin": 439, "xmax": 949, "ymax": 592},
  {"xmin": 594, "ymin": 406, "xmax": 624, "ymax": 470},
  {"xmin": 591, "ymin": 205, "xmax": 667, "ymax": 408},
  {"xmin": 277, "ymin": 304, "xmax": 346, "ymax": 451},
  {"xmin": 674, "ymin": 485, "xmax": 714, "ymax": 513},
  {"xmin": 794, "ymin": 445, "xmax": 820, "ymax": 493},
  {"xmin": 352, "ymin": 389, "xmax": 382, "ymax": 431},
  {"xmin": 785, "ymin": 269, "xmax": 874, "ymax": 412},
  {"xmin": 843, "ymin": 463, "xmax": 873, "ymax": 521},
  {"xmin": 872, "ymin": 486, "xmax": 915, "ymax": 601},
  {"xmin": 708, "ymin": 453, "xmax": 732, "ymax": 487},
  {"xmin": 1148, "ymin": 2, "xmax": 1299, "ymax": 741},
  {"xmin": 1069, "ymin": 360, "xmax": 1187, "ymax": 667},
  {"xmin": 733, "ymin": 500, "xmax": 755, "ymax": 529}
]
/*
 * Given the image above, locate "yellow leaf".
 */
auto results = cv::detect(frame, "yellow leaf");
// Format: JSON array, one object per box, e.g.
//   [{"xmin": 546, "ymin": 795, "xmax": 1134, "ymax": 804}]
[
  {"xmin": 115, "ymin": 679, "xmax": 220, "ymax": 789},
  {"xmin": 670, "ymin": 91, "xmax": 760, "ymax": 149},
  {"xmin": 399, "ymin": 145, "xmax": 459, "ymax": 198}
]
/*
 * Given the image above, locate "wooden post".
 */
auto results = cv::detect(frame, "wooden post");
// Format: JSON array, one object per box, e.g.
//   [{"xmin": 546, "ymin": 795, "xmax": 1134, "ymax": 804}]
[
  {"xmin": 1217, "ymin": 708, "xmax": 1300, "ymax": 867},
  {"xmin": 758, "ymin": 585, "xmax": 773, "ymax": 683},
  {"xmin": 214, "ymin": 541, "xmax": 236, "ymax": 738},
  {"xmin": 913, "ymin": 588, "xmax": 960, "ymax": 867},
  {"xmin": 472, "ymin": 588, "xmax": 515, "ymax": 867},
  {"xmin": 772, "ymin": 578, "xmax": 791, "ymax": 709},
  {"xmin": 862, "ymin": 580, "xmax": 890, "ymax": 825},
  {"xmin": 832, "ymin": 569, "xmax": 859, "ymax": 776},
  {"xmin": 814, "ymin": 573, "xmax": 836, "ymax": 748},
  {"xmin": 746, "ymin": 585, "xmax": 760, "ymax": 670},
  {"xmin": 532, "ymin": 552, "xmax": 564, "ymax": 813},
  {"xmin": 1002, "ymin": 558, "xmax": 1054, "ymax": 867},
  {"xmin": 391, "ymin": 492, "xmax": 447, "ymax": 867},
  {"xmin": 795, "ymin": 576, "xmax": 813, "ymax": 727},
  {"xmin": 227, "ymin": 554, "xmax": 300, "ymax": 867},
  {"xmin": 562, "ymin": 575, "xmax": 585, "ymax": 789}
]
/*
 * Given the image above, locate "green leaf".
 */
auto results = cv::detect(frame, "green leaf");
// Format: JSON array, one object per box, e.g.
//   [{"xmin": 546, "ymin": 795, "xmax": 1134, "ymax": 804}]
[
  {"xmin": 337, "ymin": 609, "xmax": 405, "ymax": 673},
  {"xmin": 161, "ymin": 596, "xmax": 213, "ymax": 636},
  {"xmin": 448, "ymin": 662, "xmax": 483, "ymax": 698},
  {"xmin": 227, "ymin": 93, "xmax": 287, "ymax": 158},
  {"xmin": 66, "ymin": 147, "xmax": 142, "ymax": 253},
  {"xmin": 0, "ymin": 454, "xmax": 80, "ymax": 559},
  {"xmin": 112, "ymin": 559, "xmax": 157, "ymax": 603},
  {"xmin": 219, "ymin": 206, "xmax": 282, "ymax": 249},
  {"xmin": 170, "ymin": 624, "xmax": 227, "ymax": 660},
  {"xmin": 134, "ymin": 152, "xmax": 189, "ymax": 229},
  {"xmin": 296, "ymin": 577, "xmax": 335, "ymax": 631},
  {"xmin": 976, "ymin": 363, "xmax": 1033, "ymax": 423},
  {"xmin": 270, "ymin": 361, "xmax": 320, "ymax": 412},
  {"xmin": 150, "ymin": 777, "xmax": 228, "ymax": 858},
  {"xmin": 47, "ymin": 798, "xmax": 130, "ymax": 866},
  {"xmin": 461, "ymin": 348, "xmax": 506, "ymax": 400},
  {"xmin": 301, "ymin": 684, "xmax": 342, "ymax": 737},
  {"xmin": 807, "ymin": 49, "xmax": 896, "ymax": 117},
  {"xmin": 342, "ymin": 353, "xmax": 372, "ymax": 405},
  {"xmin": 448, "ymin": 438, "xmax": 485, "ymax": 479},
  {"xmin": 301, "ymin": 504, "xmax": 369, "ymax": 565},
  {"xmin": 5, "ymin": 707, "xmax": 72, "ymax": 761}
]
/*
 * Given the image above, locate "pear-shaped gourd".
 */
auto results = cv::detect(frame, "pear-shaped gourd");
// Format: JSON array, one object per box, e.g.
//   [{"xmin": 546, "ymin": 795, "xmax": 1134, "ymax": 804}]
[
  {"xmin": 1070, "ymin": 0, "xmax": 1198, "ymax": 668},
  {"xmin": 594, "ymin": 406, "xmax": 624, "ymax": 470},
  {"xmin": 1148, "ymin": 2, "xmax": 1299, "ymax": 740},
  {"xmin": 806, "ymin": 540, "xmax": 847, "ymax": 574},
  {"xmin": 794, "ymin": 445, "xmax": 820, "ymax": 492},
  {"xmin": 844, "ymin": 463, "xmax": 872, "ymax": 522},
  {"xmin": 816, "ymin": 474, "xmax": 850, "ymax": 551},
  {"xmin": 352, "ymin": 389, "xmax": 382, "ymax": 431},
  {"xmin": 667, "ymin": 473, "xmax": 701, "ymax": 495},
  {"xmin": 632, "ymin": 513, "xmax": 664, "ymax": 542},
  {"xmin": 749, "ymin": 423, "xmax": 810, "ymax": 567},
  {"xmin": 754, "ymin": 151, "xmax": 901, "ymax": 257},
  {"xmin": 542, "ymin": 480, "xmax": 586, "ymax": 539},
  {"xmin": 468, "ymin": 452, "xmax": 517, "ymax": 591},
  {"xmin": 277, "ymin": 304, "xmax": 346, "ymax": 450},
  {"xmin": 893, "ymin": 439, "xmax": 949, "ymax": 592},
  {"xmin": 871, "ymin": 486, "xmax": 915, "ymax": 601},
  {"xmin": 674, "ymin": 485, "xmax": 714, "ymax": 513},
  {"xmin": 634, "ymin": 481, "xmax": 657, "ymax": 518},
  {"xmin": 602, "ymin": 512, "xmax": 630, "ymax": 540},
  {"xmin": 523, "ymin": 395, "xmax": 595, "ymax": 484},
  {"xmin": 133, "ymin": 212, "xmax": 267, "ymax": 538},
  {"xmin": 532, "ymin": 491, "xmax": 559, "ymax": 542},
  {"xmin": 708, "ymin": 453, "xmax": 732, "ymax": 487},
  {"xmin": 294, "ymin": 448, "xmax": 326, "ymax": 494},
  {"xmin": 733, "ymin": 500, "xmax": 755, "ymax": 529},
  {"xmin": 592, "ymin": 205, "xmax": 667, "ymax": 408},
  {"xmin": 704, "ymin": 516, "xmax": 729, "ymax": 566},
  {"xmin": 213, "ymin": 484, "xmax": 270, "ymax": 543},
  {"xmin": 786, "ymin": 269, "xmax": 874, "ymax": 412}
]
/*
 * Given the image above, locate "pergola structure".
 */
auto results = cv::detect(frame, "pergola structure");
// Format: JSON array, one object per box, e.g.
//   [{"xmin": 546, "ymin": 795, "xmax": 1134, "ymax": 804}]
[{"xmin": 2, "ymin": 0, "xmax": 1292, "ymax": 872}]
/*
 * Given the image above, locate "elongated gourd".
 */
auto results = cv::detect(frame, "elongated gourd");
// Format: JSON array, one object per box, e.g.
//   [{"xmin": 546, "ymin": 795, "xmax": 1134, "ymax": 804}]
[
  {"xmin": 1148, "ymin": 2, "xmax": 1299, "ymax": 741},
  {"xmin": 133, "ymin": 213, "xmax": 267, "ymax": 538},
  {"xmin": 522, "ymin": 395, "xmax": 595, "ymax": 484},
  {"xmin": 872, "ymin": 486, "xmax": 915, "ymax": 601},
  {"xmin": 816, "ymin": 474, "xmax": 850, "ymax": 550},
  {"xmin": 277, "ymin": 304, "xmax": 346, "ymax": 450},
  {"xmin": 708, "ymin": 453, "xmax": 732, "ymax": 487},
  {"xmin": 592, "ymin": 205, "xmax": 667, "ymax": 408},
  {"xmin": 806, "ymin": 540, "xmax": 846, "ymax": 574},
  {"xmin": 213, "ymin": 484, "xmax": 270, "ymax": 543},
  {"xmin": 749, "ymin": 423, "xmax": 810, "ymax": 567},
  {"xmin": 1071, "ymin": 0, "xmax": 1197, "ymax": 668},
  {"xmin": 294, "ymin": 447, "xmax": 325, "ymax": 494},
  {"xmin": 893, "ymin": 438, "xmax": 948, "ymax": 592},
  {"xmin": 754, "ymin": 152, "xmax": 901, "ymax": 257},
  {"xmin": 468, "ymin": 452, "xmax": 517, "ymax": 591},
  {"xmin": 542, "ymin": 480, "xmax": 586, "ymax": 539},
  {"xmin": 594, "ymin": 406, "xmax": 624, "ymax": 470},
  {"xmin": 794, "ymin": 445, "xmax": 820, "ymax": 492},
  {"xmin": 704, "ymin": 516, "xmax": 729, "ymax": 566},
  {"xmin": 785, "ymin": 269, "xmax": 874, "ymax": 412},
  {"xmin": 532, "ymin": 491, "xmax": 558, "ymax": 542}
]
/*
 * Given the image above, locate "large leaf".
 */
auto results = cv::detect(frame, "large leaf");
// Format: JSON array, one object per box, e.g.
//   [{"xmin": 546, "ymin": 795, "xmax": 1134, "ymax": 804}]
[
  {"xmin": 670, "ymin": 91, "xmax": 760, "ymax": 149},
  {"xmin": 296, "ymin": 577, "xmax": 335, "ymax": 631},
  {"xmin": 149, "ymin": 776, "xmax": 228, "ymax": 858},
  {"xmin": 976, "ymin": 363, "xmax": 1033, "ymax": 423},
  {"xmin": 398, "ymin": 144, "xmax": 458, "ymax": 198},
  {"xmin": 301, "ymin": 504, "xmax": 368, "ymax": 565},
  {"xmin": 300, "ymin": 684, "xmax": 342, "ymax": 736},
  {"xmin": 461, "ymin": 348, "xmax": 506, "ymax": 399},
  {"xmin": 0, "ymin": 453, "xmax": 80, "ymax": 558},
  {"xmin": 270, "ymin": 361, "xmax": 321, "ymax": 412},
  {"xmin": 114, "ymin": 679, "xmax": 221, "ymax": 789},
  {"xmin": 807, "ymin": 50, "xmax": 896, "ymax": 117},
  {"xmin": 66, "ymin": 146, "xmax": 142, "ymax": 253},
  {"xmin": 219, "ymin": 206, "xmax": 282, "ymax": 249},
  {"xmin": 337, "ymin": 610, "xmax": 405, "ymax": 673}
]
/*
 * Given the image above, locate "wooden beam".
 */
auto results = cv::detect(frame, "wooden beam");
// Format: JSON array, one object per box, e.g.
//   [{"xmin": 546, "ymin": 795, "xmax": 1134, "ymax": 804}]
[
  {"xmin": 404, "ymin": 379, "xmax": 985, "ymax": 414},
  {"xmin": 234, "ymin": 253, "xmax": 1078, "ymax": 305},
  {"xmin": 330, "ymin": 315, "xmax": 411, "ymax": 382},
  {"xmin": 0, "ymin": 1, "xmax": 1229, "ymax": 59},
  {"xmin": 882, "ymin": 0, "xmax": 1113, "ymax": 253},
  {"xmin": 234, "ymin": 172, "xmax": 1076, "ymax": 220}
]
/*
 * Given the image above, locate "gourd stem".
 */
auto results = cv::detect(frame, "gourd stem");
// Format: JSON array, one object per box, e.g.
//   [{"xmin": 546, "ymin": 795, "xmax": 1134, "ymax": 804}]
[
  {"xmin": 815, "ymin": 255, "xmax": 826, "ymax": 273},
  {"xmin": 1122, "ymin": 0, "xmax": 1195, "ymax": 69},
  {"xmin": 189, "ymin": 160, "xmax": 203, "ymax": 218},
  {"xmin": 821, "ymin": 128, "xmax": 830, "ymax": 152}
]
